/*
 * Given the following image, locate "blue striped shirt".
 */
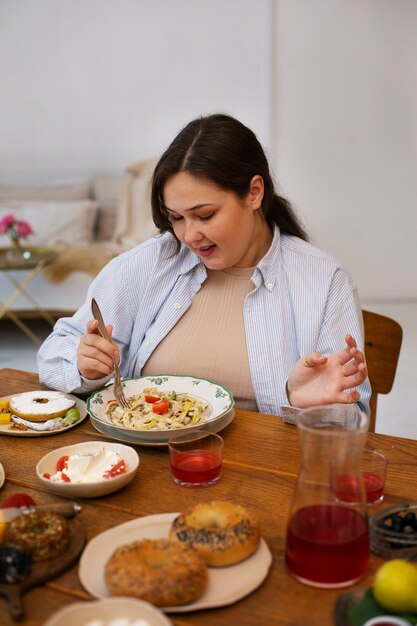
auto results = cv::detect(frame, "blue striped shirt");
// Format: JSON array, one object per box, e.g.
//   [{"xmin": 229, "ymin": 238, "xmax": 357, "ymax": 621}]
[{"xmin": 37, "ymin": 227, "xmax": 371, "ymax": 416}]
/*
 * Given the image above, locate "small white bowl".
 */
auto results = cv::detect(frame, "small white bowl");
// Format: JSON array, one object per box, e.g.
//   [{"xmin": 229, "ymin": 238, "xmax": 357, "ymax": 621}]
[
  {"xmin": 363, "ymin": 617, "xmax": 412, "ymax": 626},
  {"xmin": 36, "ymin": 441, "xmax": 139, "ymax": 498},
  {"xmin": 43, "ymin": 597, "xmax": 172, "ymax": 626}
]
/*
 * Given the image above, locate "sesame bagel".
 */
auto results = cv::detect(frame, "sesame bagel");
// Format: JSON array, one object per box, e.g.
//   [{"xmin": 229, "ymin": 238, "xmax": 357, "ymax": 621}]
[
  {"xmin": 169, "ymin": 500, "xmax": 261, "ymax": 566},
  {"xmin": 9, "ymin": 391, "xmax": 76, "ymax": 422},
  {"xmin": 104, "ymin": 538, "xmax": 208, "ymax": 607},
  {"xmin": 4, "ymin": 510, "xmax": 70, "ymax": 561}
]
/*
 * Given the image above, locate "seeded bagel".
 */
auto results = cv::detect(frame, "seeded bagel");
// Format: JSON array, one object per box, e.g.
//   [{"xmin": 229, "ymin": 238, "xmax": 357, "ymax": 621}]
[
  {"xmin": 4, "ymin": 510, "xmax": 70, "ymax": 561},
  {"xmin": 105, "ymin": 538, "xmax": 208, "ymax": 606},
  {"xmin": 169, "ymin": 500, "xmax": 260, "ymax": 566}
]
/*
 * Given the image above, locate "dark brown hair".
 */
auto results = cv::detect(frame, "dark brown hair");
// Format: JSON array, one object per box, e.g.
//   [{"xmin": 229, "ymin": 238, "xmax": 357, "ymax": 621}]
[{"xmin": 151, "ymin": 113, "xmax": 308, "ymax": 248}]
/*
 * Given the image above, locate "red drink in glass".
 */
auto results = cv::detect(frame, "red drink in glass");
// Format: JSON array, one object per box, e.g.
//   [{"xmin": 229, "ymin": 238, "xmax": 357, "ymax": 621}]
[
  {"xmin": 170, "ymin": 450, "xmax": 221, "ymax": 486},
  {"xmin": 333, "ymin": 472, "xmax": 384, "ymax": 505},
  {"xmin": 285, "ymin": 504, "xmax": 369, "ymax": 587},
  {"xmin": 168, "ymin": 431, "xmax": 224, "ymax": 487},
  {"xmin": 363, "ymin": 472, "xmax": 384, "ymax": 504}
]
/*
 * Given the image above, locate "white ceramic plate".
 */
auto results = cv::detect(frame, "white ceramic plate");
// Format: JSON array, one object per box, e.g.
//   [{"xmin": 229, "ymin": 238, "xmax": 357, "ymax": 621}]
[
  {"xmin": 43, "ymin": 597, "xmax": 173, "ymax": 626},
  {"xmin": 0, "ymin": 393, "xmax": 87, "ymax": 437},
  {"xmin": 0, "ymin": 462, "xmax": 4, "ymax": 488},
  {"xmin": 91, "ymin": 405, "xmax": 235, "ymax": 447},
  {"xmin": 87, "ymin": 375, "xmax": 235, "ymax": 445},
  {"xmin": 79, "ymin": 512, "xmax": 272, "ymax": 613}
]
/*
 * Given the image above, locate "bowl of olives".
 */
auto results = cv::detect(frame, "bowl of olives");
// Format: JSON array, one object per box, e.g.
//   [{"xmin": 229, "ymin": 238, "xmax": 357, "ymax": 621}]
[{"xmin": 370, "ymin": 501, "xmax": 417, "ymax": 559}]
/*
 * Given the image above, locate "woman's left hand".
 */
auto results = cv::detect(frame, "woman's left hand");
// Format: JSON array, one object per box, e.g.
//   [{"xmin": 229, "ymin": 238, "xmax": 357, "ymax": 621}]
[{"xmin": 287, "ymin": 335, "xmax": 368, "ymax": 408}]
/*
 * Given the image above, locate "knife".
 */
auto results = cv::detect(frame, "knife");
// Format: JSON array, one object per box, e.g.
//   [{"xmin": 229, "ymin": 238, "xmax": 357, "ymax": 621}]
[{"xmin": 0, "ymin": 502, "xmax": 82, "ymax": 523}]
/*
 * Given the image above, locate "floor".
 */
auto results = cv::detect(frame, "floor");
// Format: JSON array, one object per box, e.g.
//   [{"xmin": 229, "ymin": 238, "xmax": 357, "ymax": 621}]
[{"xmin": 1, "ymin": 300, "xmax": 416, "ymax": 439}]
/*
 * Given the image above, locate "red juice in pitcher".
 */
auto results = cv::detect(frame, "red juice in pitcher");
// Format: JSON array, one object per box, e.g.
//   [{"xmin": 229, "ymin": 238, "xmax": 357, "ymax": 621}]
[{"xmin": 285, "ymin": 504, "xmax": 369, "ymax": 587}]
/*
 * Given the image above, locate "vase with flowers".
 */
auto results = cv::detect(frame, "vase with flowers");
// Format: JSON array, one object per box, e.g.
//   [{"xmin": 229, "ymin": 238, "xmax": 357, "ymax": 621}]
[{"xmin": 0, "ymin": 214, "xmax": 34, "ymax": 263}]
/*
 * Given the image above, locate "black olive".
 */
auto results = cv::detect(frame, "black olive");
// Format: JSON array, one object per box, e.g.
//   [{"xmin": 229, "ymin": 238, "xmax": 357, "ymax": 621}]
[
  {"xmin": 0, "ymin": 546, "xmax": 32, "ymax": 584},
  {"xmin": 404, "ymin": 511, "xmax": 416, "ymax": 524}
]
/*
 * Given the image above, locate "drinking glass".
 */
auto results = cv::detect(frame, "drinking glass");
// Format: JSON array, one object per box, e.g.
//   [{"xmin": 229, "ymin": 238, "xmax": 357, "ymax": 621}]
[
  {"xmin": 168, "ymin": 430, "xmax": 223, "ymax": 488},
  {"xmin": 285, "ymin": 404, "xmax": 370, "ymax": 588},
  {"xmin": 332, "ymin": 448, "xmax": 388, "ymax": 506}
]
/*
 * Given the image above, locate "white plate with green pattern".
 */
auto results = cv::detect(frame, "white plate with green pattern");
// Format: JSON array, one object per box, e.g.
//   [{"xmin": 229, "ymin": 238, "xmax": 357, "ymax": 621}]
[{"xmin": 87, "ymin": 375, "xmax": 235, "ymax": 445}]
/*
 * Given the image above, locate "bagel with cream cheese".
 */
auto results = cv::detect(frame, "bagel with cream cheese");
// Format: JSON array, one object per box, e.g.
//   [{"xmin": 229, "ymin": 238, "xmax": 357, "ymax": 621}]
[{"xmin": 9, "ymin": 391, "xmax": 76, "ymax": 422}]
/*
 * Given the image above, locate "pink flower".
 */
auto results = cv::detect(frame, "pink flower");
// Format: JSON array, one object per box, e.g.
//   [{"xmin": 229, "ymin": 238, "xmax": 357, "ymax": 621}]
[
  {"xmin": 0, "ymin": 214, "xmax": 34, "ymax": 242},
  {"xmin": 16, "ymin": 221, "xmax": 33, "ymax": 237},
  {"xmin": 3, "ymin": 214, "xmax": 15, "ymax": 227},
  {"xmin": 0, "ymin": 214, "xmax": 15, "ymax": 233}
]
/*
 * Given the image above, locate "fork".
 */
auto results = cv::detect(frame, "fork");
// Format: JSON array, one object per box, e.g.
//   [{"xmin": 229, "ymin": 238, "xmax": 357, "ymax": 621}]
[{"xmin": 91, "ymin": 298, "xmax": 131, "ymax": 410}]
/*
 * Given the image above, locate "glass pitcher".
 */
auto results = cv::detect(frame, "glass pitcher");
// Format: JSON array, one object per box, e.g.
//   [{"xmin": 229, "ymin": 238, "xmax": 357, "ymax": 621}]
[{"xmin": 285, "ymin": 404, "xmax": 370, "ymax": 588}]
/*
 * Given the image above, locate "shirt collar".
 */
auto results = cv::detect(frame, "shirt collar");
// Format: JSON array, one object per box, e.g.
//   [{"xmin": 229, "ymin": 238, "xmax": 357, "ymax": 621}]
[{"xmin": 252, "ymin": 226, "xmax": 281, "ymax": 290}]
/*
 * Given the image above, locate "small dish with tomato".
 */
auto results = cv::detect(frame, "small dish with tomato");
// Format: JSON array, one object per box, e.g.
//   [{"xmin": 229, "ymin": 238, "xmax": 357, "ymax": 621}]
[{"xmin": 36, "ymin": 441, "xmax": 139, "ymax": 498}]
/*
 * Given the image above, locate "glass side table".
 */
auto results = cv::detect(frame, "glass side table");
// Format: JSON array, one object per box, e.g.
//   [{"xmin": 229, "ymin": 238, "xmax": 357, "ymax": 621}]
[{"xmin": 0, "ymin": 246, "xmax": 59, "ymax": 346}]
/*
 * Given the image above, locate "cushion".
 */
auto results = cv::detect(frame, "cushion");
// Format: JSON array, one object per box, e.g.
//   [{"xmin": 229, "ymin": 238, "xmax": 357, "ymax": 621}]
[
  {"xmin": 0, "ymin": 180, "xmax": 91, "ymax": 202},
  {"xmin": 92, "ymin": 173, "xmax": 125, "ymax": 241},
  {"xmin": 112, "ymin": 158, "xmax": 158, "ymax": 248},
  {"xmin": 0, "ymin": 200, "xmax": 98, "ymax": 246}
]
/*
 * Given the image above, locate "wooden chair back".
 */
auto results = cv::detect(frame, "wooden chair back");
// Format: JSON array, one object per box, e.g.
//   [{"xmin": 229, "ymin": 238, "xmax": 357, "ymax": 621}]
[{"xmin": 363, "ymin": 309, "xmax": 403, "ymax": 432}]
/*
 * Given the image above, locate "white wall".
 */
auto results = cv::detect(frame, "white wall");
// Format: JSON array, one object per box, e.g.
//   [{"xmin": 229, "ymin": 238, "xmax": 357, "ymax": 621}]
[
  {"xmin": 273, "ymin": 0, "xmax": 417, "ymax": 300},
  {"xmin": 0, "ymin": 0, "xmax": 272, "ymax": 181},
  {"xmin": 1, "ymin": 0, "xmax": 416, "ymax": 300}
]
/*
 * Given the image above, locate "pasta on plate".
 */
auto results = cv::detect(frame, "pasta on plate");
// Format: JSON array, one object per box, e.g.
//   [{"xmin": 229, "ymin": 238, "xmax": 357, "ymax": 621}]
[{"xmin": 105, "ymin": 388, "xmax": 208, "ymax": 431}]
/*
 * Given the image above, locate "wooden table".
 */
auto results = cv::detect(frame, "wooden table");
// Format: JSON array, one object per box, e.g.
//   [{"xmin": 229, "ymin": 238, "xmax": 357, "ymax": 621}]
[{"xmin": 1, "ymin": 367, "xmax": 417, "ymax": 626}]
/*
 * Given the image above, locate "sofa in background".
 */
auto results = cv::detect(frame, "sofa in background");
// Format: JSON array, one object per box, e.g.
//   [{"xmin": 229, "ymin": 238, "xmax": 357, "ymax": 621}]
[{"xmin": 0, "ymin": 158, "xmax": 157, "ymax": 317}]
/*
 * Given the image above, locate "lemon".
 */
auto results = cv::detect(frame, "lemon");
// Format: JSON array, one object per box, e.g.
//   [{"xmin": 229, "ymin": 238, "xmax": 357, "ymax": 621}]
[{"xmin": 373, "ymin": 559, "xmax": 417, "ymax": 613}]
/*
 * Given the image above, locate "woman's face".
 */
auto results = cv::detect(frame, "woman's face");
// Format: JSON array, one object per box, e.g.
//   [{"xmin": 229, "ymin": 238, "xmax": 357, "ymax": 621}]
[{"xmin": 163, "ymin": 172, "xmax": 271, "ymax": 270}]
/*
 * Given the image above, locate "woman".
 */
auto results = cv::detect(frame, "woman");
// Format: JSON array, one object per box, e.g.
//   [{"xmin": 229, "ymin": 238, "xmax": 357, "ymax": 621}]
[{"xmin": 38, "ymin": 114, "xmax": 370, "ymax": 415}]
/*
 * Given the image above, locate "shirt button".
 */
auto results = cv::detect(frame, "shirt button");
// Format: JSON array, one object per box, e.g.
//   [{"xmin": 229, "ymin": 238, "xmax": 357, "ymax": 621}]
[
  {"xmin": 195, "ymin": 267, "xmax": 203, "ymax": 274},
  {"xmin": 267, "ymin": 283, "xmax": 273, "ymax": 291},
  {"xmin": 145, "ymin": 341, "xmax": 150, "ymax": 347},
  {"xmin": 173, "ymin": 302, "xmax": 181, "ymax": 310}
]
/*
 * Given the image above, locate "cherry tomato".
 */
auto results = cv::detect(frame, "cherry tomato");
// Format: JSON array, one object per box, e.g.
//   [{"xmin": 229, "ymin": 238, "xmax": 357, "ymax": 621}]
[
  {"xmin": 56, "ymin": 455, "xmax": 69, "ymax": 472},
  {"xmin": 103, "ymin": 459, "xmax": 126, "ymax": 479},
  {"xmin": 61, "ymin": 472, "xmax": 71, "ymax": 483},
  {"xmin": 2, "ymin": 493, "xmax": 36, "ymax": 508},
  {"xmin": 145, "ymin": 395, "xmax": 159, "ymax": 403},
  {"xmin": 42, "ymin": 473, "xmax": 51, "ymax": 480},
  {"xmin": 152, "ymin": 400, "xmax": 170, "ymax": 415}
]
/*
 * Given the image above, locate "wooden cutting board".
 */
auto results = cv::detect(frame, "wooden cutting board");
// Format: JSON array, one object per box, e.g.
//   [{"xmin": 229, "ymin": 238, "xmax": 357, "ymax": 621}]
[{"xmin": 0, "ymin": 517, "xmax": 85, "ymax": 621}]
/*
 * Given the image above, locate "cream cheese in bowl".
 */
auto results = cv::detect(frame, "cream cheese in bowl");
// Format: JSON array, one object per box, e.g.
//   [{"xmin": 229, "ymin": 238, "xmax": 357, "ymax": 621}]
[
  {"xmin": 48, "ymin": 448, "xmax": 124, "ymax": 484},
  {"xmin": 37, "ymin": 441, "xmax": 139, "ymax": 498}
]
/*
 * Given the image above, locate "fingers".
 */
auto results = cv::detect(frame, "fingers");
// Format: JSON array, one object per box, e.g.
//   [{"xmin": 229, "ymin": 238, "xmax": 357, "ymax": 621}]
[
  {"xmin": 303, "ymin": 352, "xmax": 328, "ymax": 367},
  {"xmin": 77, "ymin": 320, "xmax": 119, "ymax": 379},
  {"xmin": 331, "ymin": 389, "xmax": 361, "ymax": 404},
  {"xmin": 86, "ymin": 319, "xmax": 100, "ymax": 334},
  {"xmin": 342, "ymin": 365, "xmax": 368, "ymax": 390},
  {"xmin": 343, "ymin": 357, "xmax": 367, "ymax": 378},
  {"xmin": 339, "ymin": 345, "xmax": 366, "ymax": 370},
  {"xmin": 345, "ymin": 334, "xmax": 357, "ymax": 349}
]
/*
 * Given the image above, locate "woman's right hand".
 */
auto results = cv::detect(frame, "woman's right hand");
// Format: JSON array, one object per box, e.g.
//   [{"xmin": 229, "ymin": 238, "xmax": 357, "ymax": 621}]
[{"xmin": 77, "ymin": 319, "xmax": 120, "ymax": 380}]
